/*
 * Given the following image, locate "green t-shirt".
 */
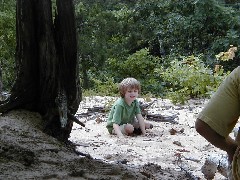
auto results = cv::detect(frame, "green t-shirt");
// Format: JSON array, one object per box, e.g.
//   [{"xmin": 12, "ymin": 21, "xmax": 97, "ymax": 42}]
[{"xmin": 106, "ymin": 98, "xmax": 141, "ymax": 133}]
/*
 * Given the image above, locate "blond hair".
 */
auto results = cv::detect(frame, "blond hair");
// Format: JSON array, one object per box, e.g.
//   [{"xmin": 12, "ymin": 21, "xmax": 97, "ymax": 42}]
[{"xmin": 118, "ymin": 78, "xmax": 141, "ymax": 98}]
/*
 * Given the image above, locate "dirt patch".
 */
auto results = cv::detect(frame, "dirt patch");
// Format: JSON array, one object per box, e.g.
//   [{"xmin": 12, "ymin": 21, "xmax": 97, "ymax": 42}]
[{"xmin": 0, "ymin": 110, "xmax": 146, "ymax": 179}]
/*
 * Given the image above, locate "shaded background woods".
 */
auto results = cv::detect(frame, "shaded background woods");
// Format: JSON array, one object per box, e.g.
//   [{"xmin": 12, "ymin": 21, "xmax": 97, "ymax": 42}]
[{"xmin": 1, "ymin": 0, "xmax": 240, "ymax": 104}]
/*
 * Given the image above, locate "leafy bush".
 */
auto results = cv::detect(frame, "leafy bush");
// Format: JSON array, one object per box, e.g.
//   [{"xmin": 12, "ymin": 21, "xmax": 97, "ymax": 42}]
[
  {"xmin": 0, "ymin": 1, "xmax": 16, "ymax": 90},
  {"xmin": 157, "ymin": 55, "xmax": 228, "ymax": 104},
  {"xmin": 108, "ymin": 48, "xmax": 160, "ymax": 79},
  {"xmin": 85, "ymin": 74, "xmax": 119, "ymax": 97},
  {"xmin": 107, "ymin": 48, "xmax": 166, "ymax": 96}
]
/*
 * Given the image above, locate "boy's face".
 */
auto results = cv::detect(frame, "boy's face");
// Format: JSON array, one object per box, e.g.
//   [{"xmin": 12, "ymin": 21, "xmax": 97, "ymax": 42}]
[{"xmin": 124, "ymin": 88, "xmax": 139, "ymax": 102}]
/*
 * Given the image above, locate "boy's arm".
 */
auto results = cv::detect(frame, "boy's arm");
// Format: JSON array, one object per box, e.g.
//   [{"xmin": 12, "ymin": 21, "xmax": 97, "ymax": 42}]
[
  {"xmin": 113, "ymin": 123, "xmax": 124, "ymax": 137},
  {"xmin": 136, "ymin": 114, "xmax": 146, "ymax": 135}
]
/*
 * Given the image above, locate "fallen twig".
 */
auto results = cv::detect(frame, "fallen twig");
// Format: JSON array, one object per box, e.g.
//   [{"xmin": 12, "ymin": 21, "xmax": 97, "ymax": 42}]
[
  {"xmin": 146, "ymin": 113, "xmax": 178, "ymax": 124},
  {"xmin": 68, "ymin": 112, "xmax": 85, "ymax": 127},
  {"xmin": 175, "ymin": 153, "xmax": 200, "ymax": 180}
]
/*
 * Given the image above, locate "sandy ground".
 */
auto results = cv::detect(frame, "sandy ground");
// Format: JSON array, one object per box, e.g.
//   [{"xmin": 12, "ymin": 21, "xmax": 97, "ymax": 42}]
[
  {"xmin": 69, "ymin": 96, "xmax": 232, "ymax": 179},
  {"xmin": 0, "ymin": 96, "xmax": 235, "ymax": 179}
]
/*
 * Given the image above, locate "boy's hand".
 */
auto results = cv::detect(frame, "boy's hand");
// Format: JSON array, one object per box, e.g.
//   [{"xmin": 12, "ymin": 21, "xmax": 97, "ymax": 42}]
[
  {"xmin": 141, "ymin": 128, "xmax": 146, "ymax": 136},
  {"xmin": 113, "ymin": 123, "xmax": 124, "ymax": 138}
]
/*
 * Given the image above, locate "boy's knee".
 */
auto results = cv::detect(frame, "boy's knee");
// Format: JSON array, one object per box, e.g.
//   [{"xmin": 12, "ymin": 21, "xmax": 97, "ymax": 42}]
[{"xmin": 124, "ymin": 124, "xmax": 134, "ymax": 134}]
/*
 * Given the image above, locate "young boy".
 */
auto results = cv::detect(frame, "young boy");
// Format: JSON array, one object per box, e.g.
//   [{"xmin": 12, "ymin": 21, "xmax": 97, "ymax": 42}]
[{"xmin": 106, "ymin": 77, "xmax": 153, "ymax": 137}]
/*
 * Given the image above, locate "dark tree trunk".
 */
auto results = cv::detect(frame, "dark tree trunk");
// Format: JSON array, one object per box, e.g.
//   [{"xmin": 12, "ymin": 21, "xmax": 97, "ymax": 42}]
[{"xmin": 0, "ymin": 0, "xmax": 81, "ymax": 142}]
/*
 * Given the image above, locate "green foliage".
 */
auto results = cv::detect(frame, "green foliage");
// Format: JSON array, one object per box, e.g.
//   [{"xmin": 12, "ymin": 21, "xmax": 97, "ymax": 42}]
[
  {"xmin": 158, "ymin": 55, "xmax": 228, "ymax": 104},
  {"xmin": 1, "ymin": 0, "xmax": 239, "ymax": 103},
  {"xmin": 74, "ymin": 0, "xmax": 240, "ymax": 92},
  {"xmin": 74, "ymin": 0, "xmax": 132, "ymax": 88},
  {"xmin": 83, "ymin": 74, "xmax": 119, "ymax": 96},
  {"xmin": 108, "ymin": 48, "xmax": 159, "ymax": 79},
  {"xmin": 0, "ymin": 0, "xmax": 16, "ymax": 90},
  {"xmin": 74, "ymin": 0, "xmax": 240, "ymax": 104},
  {"xmin": 107, "ymin": 48, "xmax": 165, "ymax": 96},
  {"xmin": 195, "ymin": 0, "xmax": 240, "ymax": 50}
]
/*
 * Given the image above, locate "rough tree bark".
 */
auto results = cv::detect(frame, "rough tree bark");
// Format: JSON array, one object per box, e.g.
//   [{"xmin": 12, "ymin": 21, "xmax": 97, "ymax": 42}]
[{"xmin": 0, "ymin": 0, "xmax": 81, "ymax": 141}]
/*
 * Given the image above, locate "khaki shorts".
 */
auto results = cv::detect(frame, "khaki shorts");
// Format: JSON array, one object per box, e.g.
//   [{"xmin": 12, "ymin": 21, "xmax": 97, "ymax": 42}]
[
  {"xmin": 197, "ymin": 66, "xmax": 240, "ymax": 137},
  {"xmin": 112, "ymin": 120, "xmax": 140, "ymax": 135}
]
